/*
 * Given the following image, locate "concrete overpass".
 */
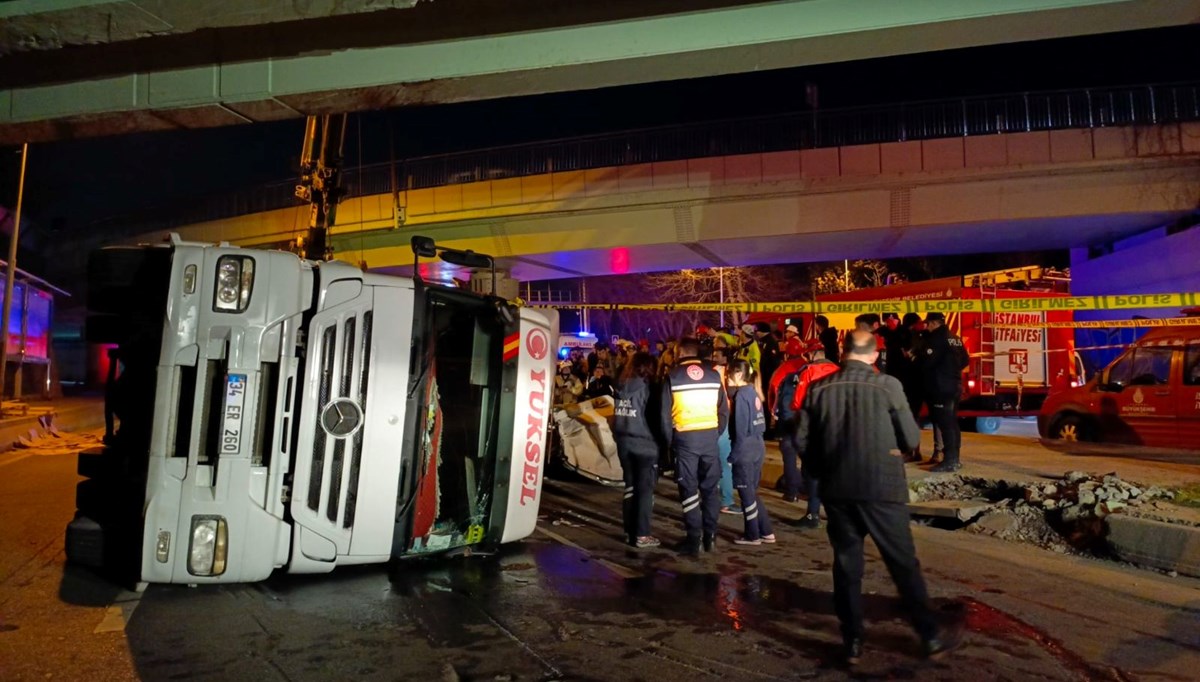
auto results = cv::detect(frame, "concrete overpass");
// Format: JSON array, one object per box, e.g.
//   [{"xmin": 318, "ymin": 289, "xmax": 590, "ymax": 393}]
[
  {"xmin": 105, "ymin": 116, "xmax": 1200, "ymax": 282},
  {"xmin": 3, "ymin": 0, "xmax": 1200, "ymax": 143}
]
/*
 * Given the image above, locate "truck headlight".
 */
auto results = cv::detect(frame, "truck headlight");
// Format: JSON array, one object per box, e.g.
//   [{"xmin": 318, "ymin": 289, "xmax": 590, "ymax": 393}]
[
  {"xmin": 187, "ymin": 516, "xmax": 228, "ymax": 576},
  {"xmin": 213, "ymin": 256, "xmax": 255, "ymax": 312}
]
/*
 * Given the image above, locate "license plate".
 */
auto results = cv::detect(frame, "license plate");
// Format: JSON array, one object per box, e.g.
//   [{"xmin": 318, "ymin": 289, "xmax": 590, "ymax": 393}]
[{"xmin": 222, "ymin": 374, "xmax": 247, "ymax": 455}]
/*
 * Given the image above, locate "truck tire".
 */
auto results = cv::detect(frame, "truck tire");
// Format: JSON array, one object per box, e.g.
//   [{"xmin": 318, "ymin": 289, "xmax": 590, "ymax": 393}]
[
  {"xmin": 1049, "ymin": 413, "xmax": 1092, "ymax": 443},
  {"xmin": 975, "ymin": 416, "xmax": 1003, "ymax": 435},
  {"xmin": 77, "ymin": 449, "xmax": 108, "ymax": 479},
  {"xmin": 65, "ymin": 515, "xmax": 106, "ymax": 568}
]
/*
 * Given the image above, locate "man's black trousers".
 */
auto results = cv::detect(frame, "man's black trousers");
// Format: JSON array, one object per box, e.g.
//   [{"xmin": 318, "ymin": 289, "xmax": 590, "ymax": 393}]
[
  {"xmin": 823, "ymin": 500, "xmax": 939, "ymax": 643},
  {"xmin": 777, "ymin": 418, "xmax": 801, "ymax": 496},
  {"xmin": 927, "ymin": 397, "xmax": 961, "ymax": 464}
]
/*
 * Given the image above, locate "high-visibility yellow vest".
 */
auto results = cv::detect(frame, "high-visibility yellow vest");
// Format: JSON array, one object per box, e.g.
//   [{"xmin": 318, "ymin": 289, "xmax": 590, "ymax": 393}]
[{"xmin": 668, "ymin": 359, "xmax": 723, "ymax": 432}]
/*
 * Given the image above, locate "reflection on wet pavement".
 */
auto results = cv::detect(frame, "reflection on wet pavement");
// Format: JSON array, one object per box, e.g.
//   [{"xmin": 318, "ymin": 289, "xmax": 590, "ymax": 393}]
[{"xmin": 119, "ymin": 480, "xmax": 1142, "ymax": 681}]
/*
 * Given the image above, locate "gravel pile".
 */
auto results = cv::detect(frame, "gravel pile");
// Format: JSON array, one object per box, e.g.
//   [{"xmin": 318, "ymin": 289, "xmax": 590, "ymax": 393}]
[
  {"xmin": 1022, "ymin": 471, "xmax": 1175, "ymax": 523},
  {"xmin": 910, "ymin": 475, "xmax": 1006, "ymax": 503},
  {"xmin": 909, "ymin": 471, "xmax": 1177, "ymax": 554}
]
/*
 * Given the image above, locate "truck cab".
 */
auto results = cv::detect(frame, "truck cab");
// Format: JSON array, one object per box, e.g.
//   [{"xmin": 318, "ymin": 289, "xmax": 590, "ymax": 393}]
[
  {"xmin": 68, "ymin": 235, "xmax": 557, "ymax": 585},
  {"xmin": 1039, "ymin": 326, "xmax": 1200, "ymax": 452}
]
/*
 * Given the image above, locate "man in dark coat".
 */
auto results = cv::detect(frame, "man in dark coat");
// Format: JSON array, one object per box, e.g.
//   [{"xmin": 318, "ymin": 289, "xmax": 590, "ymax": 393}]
[
  {"xmin": 796, "ymin": 330, "xmax": 962, "ymax": 665},
  {"xmin": 814, "ymin": 315, "xmax": 840, "ymax": 364},
  {"xmin": 921, "ymin": 312, "xmax": 969, "ymax": 472}
]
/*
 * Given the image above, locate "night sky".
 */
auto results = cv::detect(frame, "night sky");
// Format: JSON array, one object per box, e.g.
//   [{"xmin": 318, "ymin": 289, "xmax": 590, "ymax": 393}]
[{"xmin": 0, "ymin": 24, "xmax": 1196, "ymax": 253}]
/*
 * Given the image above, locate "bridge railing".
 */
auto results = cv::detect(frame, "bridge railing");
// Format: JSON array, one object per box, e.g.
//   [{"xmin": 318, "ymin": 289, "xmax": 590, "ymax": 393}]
[{"xmin": 94, "ymin": 82, "xmax": 1200, "ymax": 235}]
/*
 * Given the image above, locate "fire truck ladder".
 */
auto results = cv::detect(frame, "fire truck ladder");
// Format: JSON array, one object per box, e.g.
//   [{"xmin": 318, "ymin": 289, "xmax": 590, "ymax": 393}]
[{"xmin": 977, "ymin": 281, "xmax": 998, "ymax": 397}]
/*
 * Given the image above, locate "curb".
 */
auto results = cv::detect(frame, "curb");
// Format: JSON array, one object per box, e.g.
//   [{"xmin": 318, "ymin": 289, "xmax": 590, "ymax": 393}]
[{"xmin": 1104, "ymin": 514, "xmax": 1200, "ymax": 578}]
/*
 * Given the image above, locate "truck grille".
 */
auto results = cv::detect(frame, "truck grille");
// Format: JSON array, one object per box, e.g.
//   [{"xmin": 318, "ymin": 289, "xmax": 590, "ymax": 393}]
[{"xmin": 305, "ymin": 312, "xmax": 372, "ymax": 532}]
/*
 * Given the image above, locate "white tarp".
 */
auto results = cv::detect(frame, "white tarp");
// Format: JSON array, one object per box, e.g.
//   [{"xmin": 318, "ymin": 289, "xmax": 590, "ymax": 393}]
[{"xmin": 552, "ymin": 396, "xmax": 624, "ymax": 485}]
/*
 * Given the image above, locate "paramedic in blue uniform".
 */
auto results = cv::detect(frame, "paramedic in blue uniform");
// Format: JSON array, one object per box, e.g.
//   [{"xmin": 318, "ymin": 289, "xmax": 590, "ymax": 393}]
[
  {"xmin": 661, "ymin": 337, "xmax": 729, "ymax": 555},
  {"xmin": 612, "ymin": 352, "xmax": 663, "ymax": 549},
  {"xmin": 726, "ymin": 359, "xmax": 776, "ymax": 546}
]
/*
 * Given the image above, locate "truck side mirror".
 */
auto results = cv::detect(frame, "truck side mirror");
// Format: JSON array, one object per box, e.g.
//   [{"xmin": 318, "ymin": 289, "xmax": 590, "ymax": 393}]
[{"xmin": 411, "ymin": 236, "xmax": 437, "ymax": 258}]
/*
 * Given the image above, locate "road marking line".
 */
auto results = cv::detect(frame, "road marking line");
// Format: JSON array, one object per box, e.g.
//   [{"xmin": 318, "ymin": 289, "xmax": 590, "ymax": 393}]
[
  {"xmin": 93, "ymin": 595, "xmax": 142, "ymax": 634},
  {"xmin": 0, "ymin": 452, "xmax": 33, "ymax": 468}
]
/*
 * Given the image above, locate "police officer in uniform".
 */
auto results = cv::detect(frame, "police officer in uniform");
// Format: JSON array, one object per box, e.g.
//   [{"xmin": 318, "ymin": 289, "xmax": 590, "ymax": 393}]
[
  {"xmin": 661, "ymin": 337, "xmax": 729, "ymax": 555},
  {"xmin": 921, "ymin": 312, "xmax": 969, "ymax": 472}
]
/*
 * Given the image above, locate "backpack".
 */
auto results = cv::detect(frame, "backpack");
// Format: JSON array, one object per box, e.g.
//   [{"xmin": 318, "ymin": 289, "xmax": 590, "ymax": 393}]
[{"xmin": 775, "ymin": 371, "xmax": 802, "ymax": 421}]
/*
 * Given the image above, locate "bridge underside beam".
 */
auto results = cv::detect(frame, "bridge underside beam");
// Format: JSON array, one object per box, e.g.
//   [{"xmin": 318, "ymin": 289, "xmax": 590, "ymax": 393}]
[
  {"xmin": 3, "ymin": 0, "xmax": 1197, "ymax": 143},
  {"xmin": 147, "ymin": 154, "xmax": 1199, "ymax": 281}
]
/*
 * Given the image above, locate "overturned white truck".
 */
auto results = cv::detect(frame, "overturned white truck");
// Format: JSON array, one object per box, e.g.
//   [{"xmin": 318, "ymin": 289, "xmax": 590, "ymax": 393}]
[{"xmin": 68, "ymin": 235, "xmax": 557, "ymax": 585}]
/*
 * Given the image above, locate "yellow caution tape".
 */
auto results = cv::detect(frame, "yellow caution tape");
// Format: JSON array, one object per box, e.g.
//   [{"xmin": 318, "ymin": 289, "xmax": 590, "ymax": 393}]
[
  {"xmin": 989, "ymin": 318, "xmax": 1200, "ymax": 329},
  {"xmin": 526, "ymin": 293, "xmax": 1200, "ymax": 314}
]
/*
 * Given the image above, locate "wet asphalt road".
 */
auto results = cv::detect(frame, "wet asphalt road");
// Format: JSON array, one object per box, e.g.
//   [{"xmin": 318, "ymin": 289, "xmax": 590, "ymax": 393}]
[{"xmin": 2, "ymin": 433, "xmax": 1200, "ymax": 681}]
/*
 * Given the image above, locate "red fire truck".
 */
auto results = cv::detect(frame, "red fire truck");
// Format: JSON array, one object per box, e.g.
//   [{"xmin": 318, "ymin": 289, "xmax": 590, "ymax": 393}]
[{"xmin": 752, "ymin": 267, "xmax": 1081, "ymax": 434}]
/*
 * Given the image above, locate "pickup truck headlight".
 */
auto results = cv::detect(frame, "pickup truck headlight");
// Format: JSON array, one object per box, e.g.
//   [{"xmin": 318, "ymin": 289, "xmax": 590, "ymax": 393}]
[
  {"xmin": 188, "ymin": 516, "xmax": 228, "ymax": 576},
  {"xmin": 214, "ymin": 256, "xmax": 254, "ymax": 312}
]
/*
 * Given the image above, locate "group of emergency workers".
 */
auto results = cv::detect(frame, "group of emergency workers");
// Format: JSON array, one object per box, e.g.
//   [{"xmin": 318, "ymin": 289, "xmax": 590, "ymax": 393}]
[
  {"xmin": 607, "ymin": 312, "xmax": 970, "ymax": 546},
  {"xmin": 611, "ymin": 333, "xmax": 779, "ymax": 551},
  {"xmin": 607, "ymin": 315, "xmax": 969, "ymax": 665}
]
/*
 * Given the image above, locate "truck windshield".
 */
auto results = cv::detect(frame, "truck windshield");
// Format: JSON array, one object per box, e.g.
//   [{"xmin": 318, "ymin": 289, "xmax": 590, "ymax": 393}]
[{"xmin": 404, "ymin": 288, "xmax": 503, "ymax": 553}]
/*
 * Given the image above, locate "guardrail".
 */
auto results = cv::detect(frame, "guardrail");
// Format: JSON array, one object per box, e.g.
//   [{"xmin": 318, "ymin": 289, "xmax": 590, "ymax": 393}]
[{"xmin": 95, "ymin": 81, "xmax": 1200, "ymax": 235}]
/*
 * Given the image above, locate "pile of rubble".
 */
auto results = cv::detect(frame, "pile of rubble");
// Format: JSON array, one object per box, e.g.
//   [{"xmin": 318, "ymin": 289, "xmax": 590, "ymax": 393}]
[
  {"xmin": 909, "ymin": 471, "xmax": 1178, "ymax": 554},
  {"xmin": 1019, "ymin": 471, "xmax": 1175, "ymax": 523},
  {"xmin": 910, "ymin": 475, "xmax": 1006, "ymax": 503}
]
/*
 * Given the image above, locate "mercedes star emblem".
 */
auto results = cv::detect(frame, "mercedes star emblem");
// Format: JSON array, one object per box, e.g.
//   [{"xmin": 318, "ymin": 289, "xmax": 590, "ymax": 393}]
[{"xmin": 320, "ymin": 398, "xmax": 363, "ymax": 438}]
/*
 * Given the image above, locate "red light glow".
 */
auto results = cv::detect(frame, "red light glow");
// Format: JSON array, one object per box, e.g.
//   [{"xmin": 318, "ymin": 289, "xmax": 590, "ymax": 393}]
[{"xmin": 610, "ymin": 248, "xmax": 630, "ymax": 274}]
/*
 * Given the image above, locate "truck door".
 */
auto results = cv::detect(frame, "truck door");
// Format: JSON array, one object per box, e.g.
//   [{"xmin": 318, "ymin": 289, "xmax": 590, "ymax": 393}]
[
  {"xmin": 1098, "ymin": 346, "xmax": 1178, "ymax": 446},
  {"xmin": 1179, "ymin": 344, "xmax": 1200, "ymax": 449}
]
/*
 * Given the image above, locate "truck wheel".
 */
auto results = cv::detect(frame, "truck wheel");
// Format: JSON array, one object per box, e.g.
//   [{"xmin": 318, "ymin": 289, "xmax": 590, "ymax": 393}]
[
  {"xmin": 975, "ymin": 416, "xmax": 1002, "ymax": 435},
  {"xmin": 65, "ymin": 515, "xmax": 106, "ymax": 568},
  {"xmin": 1050, "ymin": 414, "xmax": 1091, "ymax": 443}
]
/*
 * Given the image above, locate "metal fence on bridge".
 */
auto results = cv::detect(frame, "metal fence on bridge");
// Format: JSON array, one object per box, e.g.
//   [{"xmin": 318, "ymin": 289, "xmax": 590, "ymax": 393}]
[{"xmin": 96, "ymin": 82, "xmax": 1200, "ymax": 235}]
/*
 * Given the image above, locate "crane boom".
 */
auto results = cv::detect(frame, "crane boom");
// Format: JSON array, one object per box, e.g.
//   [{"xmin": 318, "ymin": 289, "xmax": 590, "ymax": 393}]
[{"xmin": 294, "ymin": 114, "xmax": 348, "ymax": 261}]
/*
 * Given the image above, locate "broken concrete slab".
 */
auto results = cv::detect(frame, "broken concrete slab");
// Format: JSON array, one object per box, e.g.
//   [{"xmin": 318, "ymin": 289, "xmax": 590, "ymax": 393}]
[
  {"xmin": 976, "ymin": 511, "xmax": 1020, "ymax": 536},
  {"xmin": 908, "ymin": 498, "xmax": 995, "ymax": 521},
  {"xmin": 1105, "ymin": 515, "xmax": 1200, "ymax": 579}
]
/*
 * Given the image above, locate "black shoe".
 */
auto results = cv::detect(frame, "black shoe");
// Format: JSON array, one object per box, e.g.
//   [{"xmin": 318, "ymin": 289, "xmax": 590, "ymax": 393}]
[
  {"xmin": 782, "ymin": 493, "xmax": 800, "ymax": 503},
  {"xmin": 922, "ymin": 620, "xmax": 965, "ymax": 660},
  {"xmin": 702, "ymin": 534, "xmax": 717, "ymax": 554},
  {"xmin": 903, "ymin": 450, "xmax": 923, "ymax": 463},
  {"xmin": 930, "ymin": 461, "xmax": 962, "ymax": 473},
  {"xmin": 794, "ymin": 513, "xmax": 821, "ymax": 529},
  {"xmin": 843, "ymin": 638, "xmax": 863, "ymax": 666},
  {"xmin": 676, "ymin": 538, "xmax": 701, "ymax": 556}
]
